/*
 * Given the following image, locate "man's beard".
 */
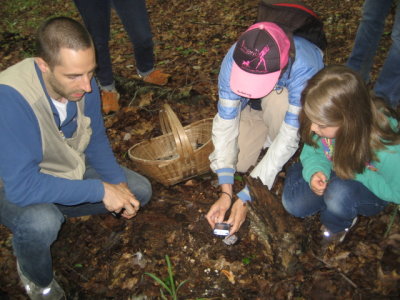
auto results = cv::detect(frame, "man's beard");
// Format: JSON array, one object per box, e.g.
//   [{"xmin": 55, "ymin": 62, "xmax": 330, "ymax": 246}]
[{"xmin": 47, "ymin": 75, "xmax": 84, "ymax": 101}]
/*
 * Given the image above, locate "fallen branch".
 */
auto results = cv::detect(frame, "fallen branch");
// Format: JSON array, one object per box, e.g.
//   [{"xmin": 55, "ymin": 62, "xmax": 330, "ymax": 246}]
[
  {"xmin": 312, "ymin": 253, "xmax": 358, "ymax": 289},
  {"xmin": 245, "ymin": 176, "xmax": 307, "ymax": 272}
]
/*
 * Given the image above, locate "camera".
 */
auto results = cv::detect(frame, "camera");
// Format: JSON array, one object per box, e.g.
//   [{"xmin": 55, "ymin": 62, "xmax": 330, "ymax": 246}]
[{"xmin": 213, "ymin": 223, "xmax": 231, "ymax": 236}]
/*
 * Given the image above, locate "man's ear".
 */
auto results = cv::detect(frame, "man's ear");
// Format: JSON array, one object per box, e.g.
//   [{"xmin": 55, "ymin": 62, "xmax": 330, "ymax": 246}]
[{"xmin": 35, "ymin": 57, "xmax": 50, "ymax": 73}]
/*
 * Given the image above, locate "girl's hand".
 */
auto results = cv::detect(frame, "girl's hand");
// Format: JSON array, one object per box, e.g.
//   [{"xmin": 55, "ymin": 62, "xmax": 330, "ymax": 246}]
[{"xmin": 310, "ymin": 171, "xmax": 328, "ymax": 196}]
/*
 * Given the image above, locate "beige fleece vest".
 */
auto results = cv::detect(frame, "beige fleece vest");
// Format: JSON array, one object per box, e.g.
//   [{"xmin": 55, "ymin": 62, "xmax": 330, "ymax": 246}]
[{"xmin": 0, "ymin": 58, "xmax": 92, "ymax": 180}]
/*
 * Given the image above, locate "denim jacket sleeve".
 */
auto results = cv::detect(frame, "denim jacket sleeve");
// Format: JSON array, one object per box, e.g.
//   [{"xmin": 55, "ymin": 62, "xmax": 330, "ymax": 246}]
[{"xmin": 300, "ymin": 139, "xmax": 332, "ymax": 184}]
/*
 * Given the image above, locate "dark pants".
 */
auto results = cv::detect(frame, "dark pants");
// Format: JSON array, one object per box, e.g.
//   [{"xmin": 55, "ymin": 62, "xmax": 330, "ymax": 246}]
[
  {"xmin": 346, "ymin": 0, "xmax": 400, "ymax": 107},
  {"xmin": 282, "ymin": 163, "xmax": 387, "ymax": 233},
  {"xmin": 74, "ymin": 0, "xmax": 155, "ymax": 86}
]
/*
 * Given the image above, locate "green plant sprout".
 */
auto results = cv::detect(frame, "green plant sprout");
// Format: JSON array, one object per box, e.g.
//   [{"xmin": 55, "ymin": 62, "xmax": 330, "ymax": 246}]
[
  {"xmin": 384, "ymin": 204, "xmax": 400, "ymax": 238},
  {"xmin": 144, "ymin": 255, "xmax": 188, "ymax": 300},
  {"xmin": 234, "ymin": 174, "xmax": 243, "ymax": 182},
  {"xmin": 242, "ymin": 254, "xmax": 255, "ymax": 265}
]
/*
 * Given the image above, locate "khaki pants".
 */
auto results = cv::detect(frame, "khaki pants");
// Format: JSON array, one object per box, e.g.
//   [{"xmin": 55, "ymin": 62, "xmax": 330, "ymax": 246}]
[{"xmin": 237, "ymin": 88, "xmax": 289, "ymax": 172}]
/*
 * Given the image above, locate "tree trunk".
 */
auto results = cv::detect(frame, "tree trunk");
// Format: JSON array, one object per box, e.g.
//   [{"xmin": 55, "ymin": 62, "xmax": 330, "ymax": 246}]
[{"xmin": 245, "ymin": 176, "xmax": 307, "ymax": 273}]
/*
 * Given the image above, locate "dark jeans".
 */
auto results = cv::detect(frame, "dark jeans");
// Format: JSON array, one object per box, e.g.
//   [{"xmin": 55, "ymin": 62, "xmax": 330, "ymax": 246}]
[
  {"xmin": 0, "ymin": 165, "xmax": 151, "ymax": 287},
  {"xmin": 74, "ymin": 0, "xmax": 155, "ymax": 86},
  {"xmin": 346, "ymin": 0, "xmax": 400, "ymax": 107},
  {"xmin": 282, "ymin": 163, "xmax": 387, "ymax": 233}
]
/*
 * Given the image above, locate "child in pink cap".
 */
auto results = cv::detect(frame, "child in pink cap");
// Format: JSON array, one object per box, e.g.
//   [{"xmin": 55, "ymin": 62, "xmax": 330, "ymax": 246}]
[{"xmin": 206, "ymin": 21, "xmax": 324, "ymax": 235}]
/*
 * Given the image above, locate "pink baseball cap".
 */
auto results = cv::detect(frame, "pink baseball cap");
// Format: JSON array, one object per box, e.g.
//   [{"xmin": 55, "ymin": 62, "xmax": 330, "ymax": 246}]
[{"xmin": 230, "ymin": 22, "xmax": 291, "ymax": 99}]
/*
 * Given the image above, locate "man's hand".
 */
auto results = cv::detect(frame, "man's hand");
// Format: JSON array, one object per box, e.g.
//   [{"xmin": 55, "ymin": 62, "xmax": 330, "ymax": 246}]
[
  {"xmin": 206, "ymin": 185, "xmax": 233, "ymax": 229},
  {"xmin": 310, "ymin": 171, "xmax": 328, "ymax": 196},
  {"xmin": 226, "ymin": 198, "xmax": 248, "ymax": 235},
  {"xmin": 102, "ymin": 182, "xmax": 140, "ymax": 219}
]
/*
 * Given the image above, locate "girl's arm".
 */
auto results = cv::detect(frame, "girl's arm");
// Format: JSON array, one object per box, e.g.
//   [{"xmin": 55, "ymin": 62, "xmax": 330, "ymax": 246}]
[
  {"xmin": 355, "ymin": 147, "xmax": 400, "ymax": 204},
  {"xmin": 300, "ymin": 141, "xmax": 332, "ymax": 184}
]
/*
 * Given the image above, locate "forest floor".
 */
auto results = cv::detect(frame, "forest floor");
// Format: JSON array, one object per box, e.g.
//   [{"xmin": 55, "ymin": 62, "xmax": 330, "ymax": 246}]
[{"xmin": 0, "ymin": 0, "xmax": 399, "ymax": 299}]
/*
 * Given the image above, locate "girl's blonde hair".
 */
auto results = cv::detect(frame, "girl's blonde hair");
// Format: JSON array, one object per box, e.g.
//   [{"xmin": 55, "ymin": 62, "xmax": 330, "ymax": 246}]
[{"xmin": 300, "ymin": 65, "xmax": 400, "ymax": 179}]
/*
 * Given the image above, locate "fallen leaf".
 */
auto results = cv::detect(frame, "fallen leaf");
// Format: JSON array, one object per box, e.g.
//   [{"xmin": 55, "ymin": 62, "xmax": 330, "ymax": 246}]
[
  {"xmin": 122, "ymin": 106, "xmax": 139, "ymax": 113},
  {"xmin": 121, "ymin": 277, "xmax": 138, "ymax": 289},
  {"xmin": 133, "ymin": 120, "xmax": 156, "ymax": 135},
  {"xmin": 138, "ymin": 92, "xmax": 153, "ymax": 107},
  {"xmin": 332, "ymin": 251, "xmax": 351, "ymax": 261},
  {"xmin": 113, "ymin": 55, "xmax": 125, "ymax": 64},
  {"xmin": 221, "ymin": 269, "xmax": 235, "ymax": 284},
  {"xmin": 123, "ymin": 132, "xmax": 132, "ymax": 141},
  {"xmin": 184, "ymin": 179, "xmax": 196, "ymax": 186}
]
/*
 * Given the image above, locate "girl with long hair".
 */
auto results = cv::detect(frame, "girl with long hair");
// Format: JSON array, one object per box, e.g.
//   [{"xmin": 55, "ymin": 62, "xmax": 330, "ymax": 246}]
[{"xmin": 282, "ymin": 65, "xmax": 400, "ymax": 243}]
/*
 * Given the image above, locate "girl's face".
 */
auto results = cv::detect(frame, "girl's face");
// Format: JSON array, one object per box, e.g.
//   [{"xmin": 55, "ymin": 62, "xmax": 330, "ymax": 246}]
[{"xmin": 310, "ymin": 122, "xmax": 339, "ymax": 139}]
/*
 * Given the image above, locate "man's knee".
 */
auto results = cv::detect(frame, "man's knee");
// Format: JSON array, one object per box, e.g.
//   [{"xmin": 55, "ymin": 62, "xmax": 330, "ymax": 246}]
[
  {"xmin": 125, "ymin": 170, "xmax": 152, "ymax": 207},
  {"xmin": 16, "ymin": 204, "xmax": 64, "ymax": 244},
  {"xmin": 136, "ymin": 176, "xmax": 152, "ymax": 207}
]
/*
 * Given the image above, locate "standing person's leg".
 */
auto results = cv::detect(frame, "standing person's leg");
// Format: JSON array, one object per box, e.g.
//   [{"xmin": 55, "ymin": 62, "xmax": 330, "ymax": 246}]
[
  {"xmin": 0, "ymin": 188, "xmax": 64, "ymax": 288},
  {"xmin": 374, "ymin": 2, "xmax": 400, "ymax": 108},
  {"xmin": 346, "ymin": 0, "xmax": 393, "ymax": 82},
  {"xmin": 282, "ymin": 163, "xmax": 326, "ymax": 217},
  {"xmin": 73, "ymin": 0, "xmax": 114, "ymax": 88},
  {"xmin": 56, "ymin": 165, "xmax": 152, "ymax": 218},
  {"xmin": 112, "ymin": 0, "xmax": 154, "ymax": 75},
  {"xmin": 321, "ymin": 174, "xmax": 387, "ymax": 233}
]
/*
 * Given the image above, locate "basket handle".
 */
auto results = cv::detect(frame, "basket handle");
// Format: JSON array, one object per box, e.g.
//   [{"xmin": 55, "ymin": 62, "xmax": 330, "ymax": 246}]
[{"xmin": 159, "ymin": 104, "xmax": 197, "ymax": 175}]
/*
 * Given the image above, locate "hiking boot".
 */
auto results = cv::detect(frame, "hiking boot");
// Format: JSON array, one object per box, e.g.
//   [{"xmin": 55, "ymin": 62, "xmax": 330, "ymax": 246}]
[
  {"xmin": 17, "ymin": 262, "xmax": 65, "ymax": 300},
  {"xmin": 101, "ymin": 89, "xmax": 120, "ymax": 114},
  {"xmin": 320, "ymin": 217, "xmax": 358, "ymax": 250},
  {"xmin": 140, "ymin": 69, "xmax": 170, "ymax": 86}
]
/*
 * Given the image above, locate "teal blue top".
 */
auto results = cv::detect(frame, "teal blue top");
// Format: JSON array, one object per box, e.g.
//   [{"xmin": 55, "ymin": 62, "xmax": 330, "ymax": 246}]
[{"xmin": 300, "ymin": 128, "xmax": 400, "ymax": 204}]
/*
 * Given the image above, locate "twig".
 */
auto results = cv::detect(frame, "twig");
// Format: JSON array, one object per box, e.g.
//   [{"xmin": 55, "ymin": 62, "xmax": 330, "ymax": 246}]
[
  {"xmin": 189, "ymin": 21, "xmax": 250, "ymax": 27},
  {"xmin": 384, "ymin": 204, "xmax": 399, "ymax": 238},
  {"xmin": 128, "ymin": 89, "xmax": 139, "ymax": 107},
  {"xmin": 62, "ymin": 263, "xmax": 90, "ymax": 282},
  {"xmin": 338, "ymin": 272, "xmax": 359, "ymax": 289},
  {"xmin": 312, "ymin": 253, "xmax": 358, "ymax": 289}
]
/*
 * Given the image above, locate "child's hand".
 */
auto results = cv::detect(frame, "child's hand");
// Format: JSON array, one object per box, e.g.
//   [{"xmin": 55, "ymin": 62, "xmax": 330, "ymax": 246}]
[
  {"xmin": 206, "ymin": 193, "xmax": 232, "ymax": 229},
  {"xmin": 310, "ymin": 171, "xmax": 328, "ymax": 196},
  {"xmin": 226, "ymin": 198, "xmax": 248, "ymax": 235}
]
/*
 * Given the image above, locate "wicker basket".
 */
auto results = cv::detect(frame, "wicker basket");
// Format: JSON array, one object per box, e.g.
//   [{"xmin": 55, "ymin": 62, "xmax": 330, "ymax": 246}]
[{"xmin": 128, "ymin": 104, "xmax": 214, "ymax": 186}]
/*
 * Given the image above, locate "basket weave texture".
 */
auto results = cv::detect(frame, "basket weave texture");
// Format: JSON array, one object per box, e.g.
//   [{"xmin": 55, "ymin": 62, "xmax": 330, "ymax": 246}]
[{"xmin": 128, "ymin": 104, "xmax": 214, "ymax": 186}]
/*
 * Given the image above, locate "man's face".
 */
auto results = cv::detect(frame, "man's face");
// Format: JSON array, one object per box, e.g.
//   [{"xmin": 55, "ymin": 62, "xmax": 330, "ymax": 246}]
[{"xmin": 37, "ymin": 47, "xmax": 96, "ymax": 102}]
